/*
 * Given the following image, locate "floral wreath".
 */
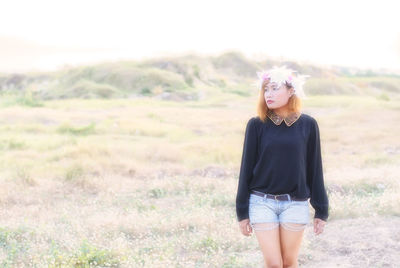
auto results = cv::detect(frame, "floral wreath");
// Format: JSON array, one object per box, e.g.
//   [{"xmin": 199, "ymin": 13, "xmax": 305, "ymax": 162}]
[{"xmin": 253, "ymin": 65, "xmax": 310, "ymax": 99}]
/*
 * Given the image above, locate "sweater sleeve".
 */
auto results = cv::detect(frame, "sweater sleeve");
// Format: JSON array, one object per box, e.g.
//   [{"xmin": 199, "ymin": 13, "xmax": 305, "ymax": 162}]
[
  {"xmin": 306, "ymin": 118, "xmax": 329, "ymax": 221},
  {"xmin": 236, "ymin": 117, "xmax": 258, "ymax": 222}
]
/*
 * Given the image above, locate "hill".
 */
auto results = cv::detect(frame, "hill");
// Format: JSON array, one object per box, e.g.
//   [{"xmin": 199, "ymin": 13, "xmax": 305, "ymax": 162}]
[{"xmin": 0, "ymin": 51, "xmax": 399, "ymax": 103}]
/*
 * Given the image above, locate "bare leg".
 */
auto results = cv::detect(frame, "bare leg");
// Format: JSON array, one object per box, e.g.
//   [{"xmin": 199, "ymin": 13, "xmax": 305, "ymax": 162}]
[
  {"xmin": 252, "ymin": 222, "xmax": 283, "ymax": 268},
  {"xmin": 279, "ymin": 223, "xmax": 306, "ymax": 268}
]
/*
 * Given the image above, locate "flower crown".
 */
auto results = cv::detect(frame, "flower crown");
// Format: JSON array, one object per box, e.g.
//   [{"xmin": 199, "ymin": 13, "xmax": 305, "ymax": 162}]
[{"xmin": 253, "ymin": 65, "xmax": 310, "ymax": 99}]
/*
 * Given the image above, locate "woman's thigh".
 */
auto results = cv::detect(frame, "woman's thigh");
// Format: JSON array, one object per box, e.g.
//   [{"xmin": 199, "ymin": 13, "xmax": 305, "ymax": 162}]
[
  {"xmin": 279, "ymin": 200, "xmax": 309, "ymax": 265},
  {"xmin": 254, "ymin": 225, "xmax": 282, "ymax": 267},
  {"xmin": 249, "ymin": 194, "xmax": 282, "ymax": 266},
  {"xmin": 248, "ymin": 194, "xmax": 309, "ymax": 265}
]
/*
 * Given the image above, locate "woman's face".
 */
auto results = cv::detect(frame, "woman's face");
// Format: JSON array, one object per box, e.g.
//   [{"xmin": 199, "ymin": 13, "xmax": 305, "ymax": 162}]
[{"xmin": 263, "ymin": 82, "xmax": 294, "ymax": 109}]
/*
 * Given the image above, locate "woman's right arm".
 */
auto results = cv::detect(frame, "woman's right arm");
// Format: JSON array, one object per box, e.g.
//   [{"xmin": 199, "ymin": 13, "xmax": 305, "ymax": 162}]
[{"xmin": 236, "ymin": 117, "xmax": 258, "ymax": 222}]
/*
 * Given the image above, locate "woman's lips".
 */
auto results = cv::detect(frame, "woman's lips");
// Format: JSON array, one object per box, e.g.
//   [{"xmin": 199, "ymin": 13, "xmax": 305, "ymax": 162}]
[{"xmin": 267, "ymin": 100, "xmax": 274, "ymax": 104}]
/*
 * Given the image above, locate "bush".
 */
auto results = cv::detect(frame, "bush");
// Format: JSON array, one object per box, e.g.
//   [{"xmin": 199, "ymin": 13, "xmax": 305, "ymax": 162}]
[{"xmin": 45, "ymin": 79, "xmax": 123, "ymax": 99}]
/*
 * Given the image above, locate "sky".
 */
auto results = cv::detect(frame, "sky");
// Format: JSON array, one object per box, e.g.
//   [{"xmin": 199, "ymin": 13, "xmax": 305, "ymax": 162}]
[{"xmin": 1, "ymin": 0, "xmax": 399, "ymax": 73}]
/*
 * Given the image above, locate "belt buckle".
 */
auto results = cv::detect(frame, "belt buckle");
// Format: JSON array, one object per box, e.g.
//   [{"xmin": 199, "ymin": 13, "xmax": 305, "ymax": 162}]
[{"xmin": 274, "ymin": 194, "xmax": 290, "ymax": 201}]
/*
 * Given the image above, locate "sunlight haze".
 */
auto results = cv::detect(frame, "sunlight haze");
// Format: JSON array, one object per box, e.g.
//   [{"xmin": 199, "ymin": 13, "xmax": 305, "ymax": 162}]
[{"xmin": 1, "ymin": 0, "xmax": 399, "ymax": 73}]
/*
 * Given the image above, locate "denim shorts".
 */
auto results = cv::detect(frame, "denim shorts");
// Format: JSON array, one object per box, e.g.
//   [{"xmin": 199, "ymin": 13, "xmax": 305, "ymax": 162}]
[{"xmin": 249, "ymin": 192, "xmax": 310, "ymax": 231}]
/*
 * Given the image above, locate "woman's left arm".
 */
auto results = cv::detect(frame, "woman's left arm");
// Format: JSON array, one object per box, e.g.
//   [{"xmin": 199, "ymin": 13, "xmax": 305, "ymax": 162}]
[{"xmin": 306, "ymin": 118, "xmax": 329, "ymax": 222}]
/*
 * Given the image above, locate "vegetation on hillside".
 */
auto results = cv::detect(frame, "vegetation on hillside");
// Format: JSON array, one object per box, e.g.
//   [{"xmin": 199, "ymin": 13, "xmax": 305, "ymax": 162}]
[{"xmin": 0, "ymin": 51, "xmax": 399, "ymax": 104}]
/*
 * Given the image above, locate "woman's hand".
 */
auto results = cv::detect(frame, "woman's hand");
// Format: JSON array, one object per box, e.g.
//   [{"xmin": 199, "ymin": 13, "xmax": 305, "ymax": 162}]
[
  {"xmin": 313, "ymin": 218, "xmax": 326, "ymax": 235},
  {"xmin": 239, "ymin": 219, "xmax": 253, "ymax": 236}
]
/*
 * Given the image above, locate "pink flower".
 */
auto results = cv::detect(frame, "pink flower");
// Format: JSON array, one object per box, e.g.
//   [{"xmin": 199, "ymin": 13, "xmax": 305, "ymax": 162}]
[{"xmin": 262, "ymin": 73, "xmax": 270, "ymax": 80}]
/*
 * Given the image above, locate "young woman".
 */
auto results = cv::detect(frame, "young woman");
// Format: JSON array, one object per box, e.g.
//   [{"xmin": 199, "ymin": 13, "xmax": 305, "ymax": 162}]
[{"xmin": 236, "ymin": 66, "xmax": 329, "ymax": 268}]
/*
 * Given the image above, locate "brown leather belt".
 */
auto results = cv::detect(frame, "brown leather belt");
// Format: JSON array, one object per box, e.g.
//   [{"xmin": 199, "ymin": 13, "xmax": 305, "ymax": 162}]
[{"xmin": 251, "ymin": 190, "xmax": 308, "ymax": 201}]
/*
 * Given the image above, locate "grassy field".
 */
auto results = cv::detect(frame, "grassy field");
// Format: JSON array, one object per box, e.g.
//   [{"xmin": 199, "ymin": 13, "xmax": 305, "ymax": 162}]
[{"xmin": 0, "ymin": 91, "xmax": 399, "ymax": 267}]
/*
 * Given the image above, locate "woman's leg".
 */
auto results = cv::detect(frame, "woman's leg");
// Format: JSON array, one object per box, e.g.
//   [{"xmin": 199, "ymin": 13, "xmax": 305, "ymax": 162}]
[
  {"xmin": 277, "ymin": 199, "xmax": 309, "ymax": 268},
  {"xmin": 252, "ymin": 222, "xmax": 282, "ymax": 268},
  {"xmin": 279, "ymin": 223, "xmax": 306, "ymax": 268}
]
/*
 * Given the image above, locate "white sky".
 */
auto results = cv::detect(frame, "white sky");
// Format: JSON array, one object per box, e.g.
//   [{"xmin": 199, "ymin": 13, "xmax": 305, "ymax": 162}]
[{"xmin": 1, "ymin": 0, "xmax": 400, "ymax": 73}]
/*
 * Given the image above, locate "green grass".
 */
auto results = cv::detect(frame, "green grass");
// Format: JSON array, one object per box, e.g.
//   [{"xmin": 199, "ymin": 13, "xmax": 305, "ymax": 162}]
[{"xmin": 57, "ymin": 123, "xmax": 96, "ymax": 136}]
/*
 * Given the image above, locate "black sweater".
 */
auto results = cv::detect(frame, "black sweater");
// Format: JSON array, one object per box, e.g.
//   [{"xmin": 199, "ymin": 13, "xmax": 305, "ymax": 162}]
[{"xmin": 235, "ymin": 113, "xmax": 329, "ymax": 222}]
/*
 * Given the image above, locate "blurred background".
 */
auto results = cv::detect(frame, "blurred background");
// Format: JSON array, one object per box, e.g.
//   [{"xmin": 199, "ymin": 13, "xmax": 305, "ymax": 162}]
[{"xmin": 0, "ymin": 0, "xmax": 399, "ymax": 267}]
